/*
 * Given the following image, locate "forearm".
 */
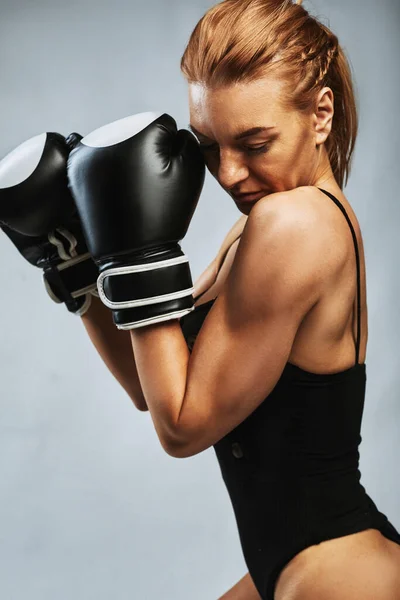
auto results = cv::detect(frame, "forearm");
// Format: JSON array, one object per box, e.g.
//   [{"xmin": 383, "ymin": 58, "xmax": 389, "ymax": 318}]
[
  {"xmin": 218, "ymin": 572, "xmax": 262, "ymax": 600},
  {"xmin": 114, "ymin": 281, "xmax": 211, "ymax": 450},
  {"xmin": 81, "ymin": 295, "xmax": 148, "ymax": 411},
  {"xmin": 130, "ymin": 320, "xmax": 190, "ymax": 452}
]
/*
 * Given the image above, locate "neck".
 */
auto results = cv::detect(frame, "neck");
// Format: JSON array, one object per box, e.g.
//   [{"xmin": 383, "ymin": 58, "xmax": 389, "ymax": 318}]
[{"xmin": 309, "ymin": 145, "xmax": 342, "ymax": 195}]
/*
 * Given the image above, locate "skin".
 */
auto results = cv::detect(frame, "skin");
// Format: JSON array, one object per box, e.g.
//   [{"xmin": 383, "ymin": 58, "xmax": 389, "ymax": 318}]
[
  {"xmin": 80, "ymin": 73, "xmax": 400, "ymax": 598},
  {"xmin": 186, "ymin": 75, "xmax": 400, "ymax": 599},
  {"xmin": 187, "ymin": 75, "xmax": 338, "ymax": 214},
  {"xmin": 128, "ymin": 74, "xmax": 400, "ymax": 599}
]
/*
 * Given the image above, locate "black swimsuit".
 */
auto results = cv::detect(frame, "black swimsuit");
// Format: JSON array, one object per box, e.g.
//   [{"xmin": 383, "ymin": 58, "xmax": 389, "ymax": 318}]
[{"xmin": 180, "ymin": 189, "xmax": 400, "ymax": 600}]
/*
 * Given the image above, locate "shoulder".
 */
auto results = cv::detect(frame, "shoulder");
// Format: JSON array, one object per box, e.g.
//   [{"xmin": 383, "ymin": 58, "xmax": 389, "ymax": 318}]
[
  {"xmin": 233, "ymin": 187, "xmax": 350, "ymax": 305},
  {"xmin": 224, "ymin": 188, "xmax": 330, "ymax": 326},
  {"xmin": 244, "ymin": 186, "xmax": 348, "ymax": 264},
  {"xmin": 249, "ymin": 186, "xmax": 327, "ymax": 229}
]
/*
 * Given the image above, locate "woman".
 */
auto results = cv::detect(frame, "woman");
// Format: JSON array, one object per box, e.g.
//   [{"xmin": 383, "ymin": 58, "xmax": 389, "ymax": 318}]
[{"xmin": 81, "ymin": 0, "xmax": 400, "ymax": 598}]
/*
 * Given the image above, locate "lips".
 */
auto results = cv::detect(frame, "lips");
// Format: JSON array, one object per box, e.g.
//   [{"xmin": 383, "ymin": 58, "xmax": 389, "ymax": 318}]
[{"xmin": 233, "ymin": 191, "xmax": 267, "ymax": 203}]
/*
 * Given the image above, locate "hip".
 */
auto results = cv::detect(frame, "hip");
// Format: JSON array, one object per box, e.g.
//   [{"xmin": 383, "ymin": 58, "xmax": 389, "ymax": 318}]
[{"xmin": 274, "ymin": 528, "xmax": 400, "ymax": 600}]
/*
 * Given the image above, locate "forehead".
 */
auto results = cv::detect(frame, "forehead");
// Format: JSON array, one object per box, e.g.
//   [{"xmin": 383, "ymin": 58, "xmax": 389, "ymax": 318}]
[{"xmin": 188, "ymin": 75, "xmax": 287, "ymax": 137}]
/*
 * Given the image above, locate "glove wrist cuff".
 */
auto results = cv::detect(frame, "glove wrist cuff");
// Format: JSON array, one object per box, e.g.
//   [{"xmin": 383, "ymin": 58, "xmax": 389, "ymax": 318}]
[
  {"xmin": 96, "ymin": 245, "xmax": 195, "ymax": 329},
  {"xmin": 115, "ymin": 305, "xmax": 195, "ymax": 330},
  {"xmin": 97, "ymin": 251, "xmax": 193, "ymax": 310}
]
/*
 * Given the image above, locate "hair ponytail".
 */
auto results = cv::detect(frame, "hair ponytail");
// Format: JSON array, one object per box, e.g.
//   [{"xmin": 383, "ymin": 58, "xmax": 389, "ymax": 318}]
[{"xmin": 181, "ymin": 0, "xmax": 358, "ymax": 189}]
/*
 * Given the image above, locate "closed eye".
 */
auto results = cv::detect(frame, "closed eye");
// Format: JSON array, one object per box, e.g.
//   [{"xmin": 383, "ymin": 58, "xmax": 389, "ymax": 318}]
[
  {"xmin": 245, "ymin": 143, "xmax": 271, "ymax": 155},
  {"xmin": 199, "ymin": 143, "xmax": 271, "ymax": 155}
]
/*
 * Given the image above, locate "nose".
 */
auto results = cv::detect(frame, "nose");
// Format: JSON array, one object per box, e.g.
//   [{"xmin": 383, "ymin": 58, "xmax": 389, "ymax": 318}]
[{"xmin": 215, "ymin": 149, "xmax": 249, "ymax": 190}]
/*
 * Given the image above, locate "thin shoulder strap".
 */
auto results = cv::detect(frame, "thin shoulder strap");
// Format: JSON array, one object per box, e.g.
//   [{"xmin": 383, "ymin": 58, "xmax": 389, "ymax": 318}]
[{"xmin": 318, "ymin": 188, "xmax": 361, "ymax": 365}]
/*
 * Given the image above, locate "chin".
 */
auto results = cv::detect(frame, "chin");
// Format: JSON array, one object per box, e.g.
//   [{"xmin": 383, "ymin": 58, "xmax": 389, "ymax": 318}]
[
  {"xmin": 236, "ymin": 205, "xmax": 254, "ymax": 216},
  {"xmin": 236, "ymin": 199, "xmax": 261, "ymax": 215}
]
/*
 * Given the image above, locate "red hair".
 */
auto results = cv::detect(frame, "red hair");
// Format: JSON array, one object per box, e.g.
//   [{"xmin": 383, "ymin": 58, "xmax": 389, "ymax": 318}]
[{"xmin": 181, "ymin": 0, "xmax": 358, "ymax": 189}]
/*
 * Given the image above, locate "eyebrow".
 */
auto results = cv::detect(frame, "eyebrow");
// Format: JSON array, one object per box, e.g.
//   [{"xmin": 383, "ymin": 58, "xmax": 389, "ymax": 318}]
[{"xmin": 188, "ymin": 124, "xmax": 276, "ymax": 141}]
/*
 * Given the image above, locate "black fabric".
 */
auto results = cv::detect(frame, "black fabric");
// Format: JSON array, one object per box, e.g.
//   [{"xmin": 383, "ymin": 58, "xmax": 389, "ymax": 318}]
[{"xmin": 180, "ymin": 189, "xmax": 400, "ymax": 600}]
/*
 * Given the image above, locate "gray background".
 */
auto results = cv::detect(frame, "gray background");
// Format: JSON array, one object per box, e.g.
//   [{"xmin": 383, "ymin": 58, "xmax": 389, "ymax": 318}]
[{"xmin": 0, "ymin": 0, "xmax": 399, "ymax": 598}]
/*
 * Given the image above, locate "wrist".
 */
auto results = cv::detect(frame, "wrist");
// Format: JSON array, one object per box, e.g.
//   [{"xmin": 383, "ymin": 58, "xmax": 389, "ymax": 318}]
[{"xmin": 96, "ymin": 244, "xmax": 195, "ymax": 329}]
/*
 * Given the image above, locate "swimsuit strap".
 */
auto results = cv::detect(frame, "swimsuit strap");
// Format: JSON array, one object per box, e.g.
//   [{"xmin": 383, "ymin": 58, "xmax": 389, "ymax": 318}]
[{"xmin": 318, "ymin": 188, "xmax": 361, "ymax": 365}]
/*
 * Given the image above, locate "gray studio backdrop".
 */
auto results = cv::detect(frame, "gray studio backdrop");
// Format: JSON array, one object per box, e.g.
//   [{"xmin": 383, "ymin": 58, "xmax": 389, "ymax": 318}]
[{"xmin": 0, "ymin": 0, "xmax": 399, "ymax": 598}]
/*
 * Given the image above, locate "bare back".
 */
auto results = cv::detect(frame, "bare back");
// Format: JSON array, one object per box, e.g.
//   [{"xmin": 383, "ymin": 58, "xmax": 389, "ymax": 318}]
[{"xmin": 195, "ymin": 187, "xmax": 368, "ymax": 373}]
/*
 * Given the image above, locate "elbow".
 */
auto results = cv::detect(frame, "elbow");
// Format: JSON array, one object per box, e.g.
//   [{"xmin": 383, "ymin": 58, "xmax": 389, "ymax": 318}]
[
  {"xmin": 130, "ymin": 394, "xmax": 149, "ymax": 412},
  {"xmin": 164, "ymin": 415, "xmax": 208, "ymax": 458},
  {"xmin": 159, "ymin": 438, "xmax": 186, "ymax": 459},
  {"xmin": 162, "ymin": 434, "xmax": 188, "ymax": 458},
  {"xmin": 164, "ymin": 444, "xmax": 193, "ymax": 459},
  {"xmin": 162, "ymin": 431, "xmax": 195, "ymax": 459},
  {"xmin": 163, "ymin": 436, "xmax": 203, "ymax": 459}
]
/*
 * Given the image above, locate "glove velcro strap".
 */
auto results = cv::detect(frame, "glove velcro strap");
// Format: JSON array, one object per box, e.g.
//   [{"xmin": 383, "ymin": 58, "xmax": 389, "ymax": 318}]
[
  {"xmin": 43, "ymin": 252, "xmax": 99, "ymax": 313},
  {"xmin": 97, "ymin": 254, "xmax": 194, "ymax": 310},
  {"xmin": 112, "ymin": 296, "xmax": 195, "ymax": 330}
]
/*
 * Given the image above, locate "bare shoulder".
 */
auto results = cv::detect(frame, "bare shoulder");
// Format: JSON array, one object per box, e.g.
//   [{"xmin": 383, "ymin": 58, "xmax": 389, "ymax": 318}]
[
  {"xmin": 245, "ymin": 187, "xmax": 323, "ymax": 240},
  {"xmin": 250, "ymin": 186, "xmax": 335, "ymax": 222},
  {"xmin": 234, "ymin": 187, "xmax": 352, "ymax": 303},
  {"xmin": 246, "ymin": 186, "xmax": 350, "ymax": 262}
]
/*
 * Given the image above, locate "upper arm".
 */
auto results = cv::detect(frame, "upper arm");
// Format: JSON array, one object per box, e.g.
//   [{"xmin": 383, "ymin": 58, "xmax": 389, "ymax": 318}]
[
  {"xmin": 174, "ymin": 193, "xmax": 328, "ymax": 457},
  {"xmin": 227, "ymin": 198, "xmax": 323, "ymax": 326}
]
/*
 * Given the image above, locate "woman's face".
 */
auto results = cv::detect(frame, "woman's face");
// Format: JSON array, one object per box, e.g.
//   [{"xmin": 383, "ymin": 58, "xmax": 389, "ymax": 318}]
[{"xmin": 188, "ymin": 75, "xmax": 331, "ymax": 214}]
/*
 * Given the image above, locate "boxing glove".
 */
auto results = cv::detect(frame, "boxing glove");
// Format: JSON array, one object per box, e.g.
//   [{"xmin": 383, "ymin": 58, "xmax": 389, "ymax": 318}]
[
  {"xmin": 68, "ymin": 112, "xmax": 205, "ymax": 329},
  {"xmin": 0, "ymin": 132, "xmax": 99, "ymax": 315}
]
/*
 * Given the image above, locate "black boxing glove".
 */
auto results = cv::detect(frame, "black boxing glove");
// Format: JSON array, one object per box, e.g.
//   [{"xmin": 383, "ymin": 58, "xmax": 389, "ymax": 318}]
[
  {"xmin": 0, "ymin": 131, "xmax": 99, "ymax": 315},
  {"xmin": 68, "ymin": 112, "xmax": 205, "ymax": 329}
]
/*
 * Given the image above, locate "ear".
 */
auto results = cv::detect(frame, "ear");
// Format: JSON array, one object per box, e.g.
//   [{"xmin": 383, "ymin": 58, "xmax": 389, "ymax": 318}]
[{"xmin": 313, "ymin": 87, "xmax": 334, "ymax": 146}]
